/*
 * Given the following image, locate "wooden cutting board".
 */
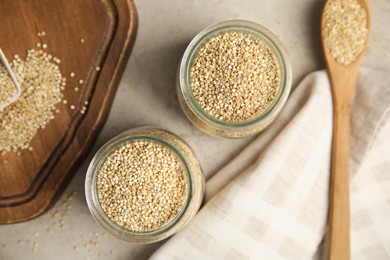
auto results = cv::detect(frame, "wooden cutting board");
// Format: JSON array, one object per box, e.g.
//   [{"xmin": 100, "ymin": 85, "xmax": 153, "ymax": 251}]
[{"xmin": 0, "ymin": 0, "xmax": 138, "ymax": 223}]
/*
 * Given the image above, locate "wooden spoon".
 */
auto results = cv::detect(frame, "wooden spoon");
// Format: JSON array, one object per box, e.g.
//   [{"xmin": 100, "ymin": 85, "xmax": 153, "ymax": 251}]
[{"xmin": 321, "ymin": 0, "xmax": 371, "ymax": 259}]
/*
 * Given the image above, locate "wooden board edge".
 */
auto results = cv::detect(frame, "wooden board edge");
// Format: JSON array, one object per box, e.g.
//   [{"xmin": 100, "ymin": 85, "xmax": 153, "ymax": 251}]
[{"xmin": 0, "ymin": 0, "xmax": 138, "ymax": 224}]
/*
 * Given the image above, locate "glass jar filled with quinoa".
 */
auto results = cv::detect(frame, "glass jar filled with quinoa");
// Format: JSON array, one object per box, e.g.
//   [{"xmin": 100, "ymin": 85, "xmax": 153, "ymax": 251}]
[
  {"xmin": 177, "ymin": 20, "xmax": 292, "ymax": 138},
  {"xmin": 85, "ymin": 127, "xmax": 204, "ymax": 243}
]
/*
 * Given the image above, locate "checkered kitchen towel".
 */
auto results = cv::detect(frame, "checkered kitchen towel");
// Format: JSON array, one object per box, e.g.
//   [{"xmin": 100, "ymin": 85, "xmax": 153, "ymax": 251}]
[{"xmin": 151, "ymin": 68, "xmax": 390, "ymax": 260}]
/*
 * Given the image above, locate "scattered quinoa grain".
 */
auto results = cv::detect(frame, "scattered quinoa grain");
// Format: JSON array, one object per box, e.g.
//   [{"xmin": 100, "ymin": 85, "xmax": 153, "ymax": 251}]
[
  {"xmin": 323, "ymin": 0, "xmax": 368, "ymax": 65},
  {"xmin": 190, "ymin": 31, "xmax": 280, "ymax": 122},
  {"xmin": 70, "ymin": 105, "xmax": 75, "ymax": 110},
  {"xmin": 69, "ymin": 191, "xmax": 77, "ymax": 198},
  {"xmin": 80, "ymin": 38, "xmax": 85, "ymax": 43},
  {"xmin": 42, "ymin": 43, "xmax": 47, "ymax": 49},
  {"xmin": 74, "ymin": 87, "xmax": 79, "ymax": 92},
  {"xmin": 70, "ymin": 72, "xmax": 75, "ymax": 77},
  {"xmin": 97, "ymin": 141, "xmax": 188, "ymax": 232},
  {"xmin": 80, "ymin": 106, "xmax": 86, "ymax": 114},
  {"xmin": 79, "ymin": 79, "xmax": 84, "ymax": 84}
]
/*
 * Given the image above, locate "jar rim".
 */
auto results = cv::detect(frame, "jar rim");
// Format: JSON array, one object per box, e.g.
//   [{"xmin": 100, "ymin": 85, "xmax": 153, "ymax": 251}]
[
  {"xmin": 85, "ymin": 127, "xmax": 203, "ymax": 243},
  {"xmin": 179, "ymin": 20, "xmax": 292, "ymax": 129}
]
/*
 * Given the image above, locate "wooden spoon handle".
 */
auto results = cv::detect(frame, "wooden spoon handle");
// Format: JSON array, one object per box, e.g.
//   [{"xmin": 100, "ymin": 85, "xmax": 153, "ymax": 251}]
[{"xmin": 328, "ymin": 105, "xmax": 351, "ymax": 260}]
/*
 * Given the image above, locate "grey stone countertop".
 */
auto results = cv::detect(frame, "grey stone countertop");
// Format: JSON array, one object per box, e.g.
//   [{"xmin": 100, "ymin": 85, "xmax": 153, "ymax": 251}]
[{"xmin": 1, "ymin": 0, "xmax": 389, "ymax": 259}]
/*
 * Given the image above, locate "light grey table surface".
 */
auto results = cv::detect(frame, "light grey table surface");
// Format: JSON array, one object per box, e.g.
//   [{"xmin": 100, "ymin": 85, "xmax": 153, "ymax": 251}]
[{"xmin": 1, "ymin": 0, "xmax": 389, "ymax": 259}]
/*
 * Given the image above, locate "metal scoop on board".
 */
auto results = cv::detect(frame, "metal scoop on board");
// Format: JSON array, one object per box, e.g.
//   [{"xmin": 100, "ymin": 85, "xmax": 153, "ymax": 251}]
[{"xmin": 0, "ymin": 48, "xmax": 21, "ymax": 110}]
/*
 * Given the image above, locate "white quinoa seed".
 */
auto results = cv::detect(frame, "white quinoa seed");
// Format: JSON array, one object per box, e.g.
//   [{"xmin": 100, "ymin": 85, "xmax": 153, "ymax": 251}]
[
  {"xmin": 97, "ymin": 141, "xmax": 188, "ymax": 232},
  {"xmin": 324, "ymin": 0, "xmax": 368, "ymax": 65},
  {"xmin": 190, "ymin": 31, "xmax": 280, "ymax": 122}
]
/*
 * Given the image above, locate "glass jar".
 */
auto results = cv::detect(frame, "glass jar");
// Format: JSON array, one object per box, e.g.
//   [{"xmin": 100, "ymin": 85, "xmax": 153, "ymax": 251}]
[
  {"xmin": 85, "ymin": 127, "xmax": 204, "ymax": 244},
  {"xmin": 177, "ymin": 20, "xmax": 292, "ymax": 138}
]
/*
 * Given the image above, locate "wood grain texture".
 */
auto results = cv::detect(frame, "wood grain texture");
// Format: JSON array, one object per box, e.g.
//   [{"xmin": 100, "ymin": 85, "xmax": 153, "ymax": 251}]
[
  {"xmin": 0, "ymin": 0, "xmax": 138, "ymax": 223},
  {"xmin": 321, "ymin": 0, "xmax": 370, "ymax": 259}
]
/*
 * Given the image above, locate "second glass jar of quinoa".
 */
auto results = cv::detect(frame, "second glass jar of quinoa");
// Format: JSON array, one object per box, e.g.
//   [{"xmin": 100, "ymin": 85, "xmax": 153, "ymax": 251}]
[
  {"xmin": 85, "ymin": 127, "xmax": 204, "ymax": 244},
  {"xmin": 177, "ymin": 20, "xmax": 292, "ymax": 138}
]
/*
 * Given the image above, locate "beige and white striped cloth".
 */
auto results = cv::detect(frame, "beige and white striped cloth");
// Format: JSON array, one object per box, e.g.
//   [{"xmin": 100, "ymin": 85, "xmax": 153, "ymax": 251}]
[{"xmin": 151, "ymin": 68, "xmax": 390, "ymax": 260}]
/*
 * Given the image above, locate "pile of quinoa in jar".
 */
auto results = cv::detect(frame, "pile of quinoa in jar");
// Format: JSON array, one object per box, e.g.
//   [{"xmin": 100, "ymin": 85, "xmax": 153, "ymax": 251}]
[
  {"xmin": 177, "ymin": 20, "xmax": 292, "ymax": 138},
  {"xmin": 97, "ymin": 140, "xmax": 188, "ymax": 232},
  {"xmin": 191, "ymin": 31, "xmax": 280, "ymax": 123},
  {"xmin": 85, "ymin": 128, "xmax": 204, "ymax": 243}
]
